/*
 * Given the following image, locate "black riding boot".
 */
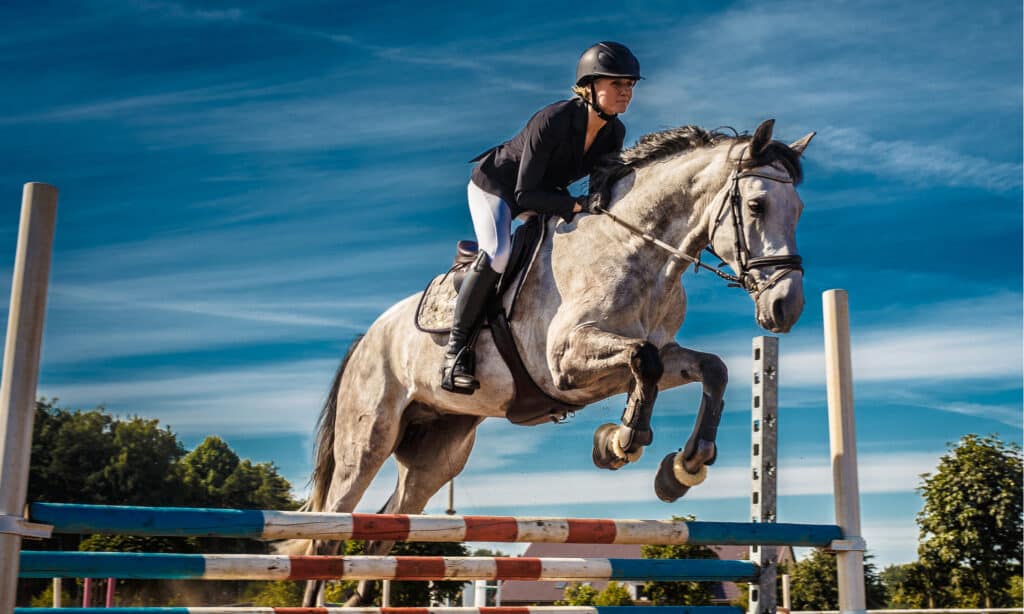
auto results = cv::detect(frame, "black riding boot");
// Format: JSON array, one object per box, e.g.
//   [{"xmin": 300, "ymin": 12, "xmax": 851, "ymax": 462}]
[{"xmin": 441, "ymin": 252, "xmax": 501, "ymax": 394}]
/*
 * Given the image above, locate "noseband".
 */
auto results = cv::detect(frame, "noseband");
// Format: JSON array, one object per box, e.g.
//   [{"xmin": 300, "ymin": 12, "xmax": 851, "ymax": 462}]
[
  {"xmin": 703, "ymin": 167, "xmax": 804, "ymax": 299},
  {"xmin": 590, "ymin": 162, "xmax": 803, "ymax": 300}
]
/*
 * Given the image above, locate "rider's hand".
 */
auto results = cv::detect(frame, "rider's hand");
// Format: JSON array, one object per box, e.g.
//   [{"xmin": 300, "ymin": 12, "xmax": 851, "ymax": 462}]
[{"xmin": 576, "ymin": 193, "xmax": 602, "ymax": 214}]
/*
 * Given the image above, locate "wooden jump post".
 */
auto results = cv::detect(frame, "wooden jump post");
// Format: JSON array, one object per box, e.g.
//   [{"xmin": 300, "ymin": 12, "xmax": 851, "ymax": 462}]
[
  {"xmin": 823, "ymin": 290, "xmax": 866, "ymax": 614},
  {"xmin": 0, "ymin": 183, "xmax": 58, "ymax": 614}
]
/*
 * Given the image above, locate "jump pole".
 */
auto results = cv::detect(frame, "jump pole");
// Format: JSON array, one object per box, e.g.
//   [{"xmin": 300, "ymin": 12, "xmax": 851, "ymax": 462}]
[
  {"xmin": 0, "ymin": 183, "xmax": 58, "ymax": 614},
  {"xmin": 822, "ymin": 289, "xmax": 866, "ymax": 614},
  {"xmin": 14, "ymin": 608, "xmax": 747, "ymax": 614},
  {"xmin": 18, "ymin": 552, "xmax": 760, "ymax": 582}
]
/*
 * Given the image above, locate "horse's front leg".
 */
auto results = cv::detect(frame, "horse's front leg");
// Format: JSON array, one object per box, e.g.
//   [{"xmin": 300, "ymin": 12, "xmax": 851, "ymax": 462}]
[
  {"xmin": 554, "ymin": 324, "xmax": 664, "ymax": 470},
  {"xmin": 652, "ymin": 342, "xmax": 728, "ymax": 502}
]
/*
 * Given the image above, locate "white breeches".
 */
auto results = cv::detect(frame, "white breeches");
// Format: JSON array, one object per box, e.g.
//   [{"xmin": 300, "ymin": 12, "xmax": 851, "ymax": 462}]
[{"xmin": 467, "ymin": 180, "xmax": 512, "ymax": 273}]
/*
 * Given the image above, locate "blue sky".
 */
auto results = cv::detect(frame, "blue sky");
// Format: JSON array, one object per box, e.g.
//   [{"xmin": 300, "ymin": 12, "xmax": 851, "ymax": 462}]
[{"xmin": 1, "ymin": 1, "xmax": 1020, "ymax": 569}]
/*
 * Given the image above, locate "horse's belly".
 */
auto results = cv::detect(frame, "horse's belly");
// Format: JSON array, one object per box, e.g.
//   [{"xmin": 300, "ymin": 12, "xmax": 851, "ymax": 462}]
[{"xmin": 410, "ymin": 333, "xmax": 517, "ymax": 418}]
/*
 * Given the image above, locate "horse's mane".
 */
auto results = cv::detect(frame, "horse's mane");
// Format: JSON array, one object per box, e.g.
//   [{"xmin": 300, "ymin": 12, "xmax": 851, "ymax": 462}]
[{"xmin": 590, "ymin": 125, "xmax": 803, "ymax": 198}]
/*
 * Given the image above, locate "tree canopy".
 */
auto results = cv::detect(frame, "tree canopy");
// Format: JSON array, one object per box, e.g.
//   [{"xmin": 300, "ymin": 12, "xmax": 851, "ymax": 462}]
[
  {"xmin": 20, "ymin": 400, "xmax": 300, "ymax": 606},
  {"xmin": 916, "ymin": 434, "xmax": 1022, "ymax": 608}
]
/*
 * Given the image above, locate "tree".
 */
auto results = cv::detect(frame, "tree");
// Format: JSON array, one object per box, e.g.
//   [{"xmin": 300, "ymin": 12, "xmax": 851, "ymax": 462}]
[
  {"xmin": 29, "ymin": 400, "xmax": 185, "ymax": 506},
  {"xmin": 22, "ymin": 401, "xmax": 300, "ymax": 606},
  {"xmin": 180, "ymin": 436, "xmax": 243, "ymax": 504},
  {"xmin": 883, "ymin": 560, "xmax": 955, "ymax": 608},
  {"xmin": 180, "ymin": 436, "xmax": 296, "ymax": 510},
  {"xmin": 594, "ymin": 581, "xmax": 635, "ymax": 605},
  {"xmin": 641, "ymin": 516, "xmax": 718, "ymax": 606},
  {"xmin": 917, "ymin": 434, "xmax": 1022, "ymax": 608},
  {"xmin": 881, "ymin": 561, "xmax": 952, "ymax": 608},
  {"xmin": 557, "ymin": 583, "xmax": 599, "ymax": 606},
  {"xmin": 786, "ymin": 549, "xmax": 886, "ymax": 610}
]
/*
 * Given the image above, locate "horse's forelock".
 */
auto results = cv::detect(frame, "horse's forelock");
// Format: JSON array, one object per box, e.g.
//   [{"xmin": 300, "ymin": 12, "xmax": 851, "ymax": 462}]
[{"xmin": 741, "ymin": 140, "xmax": 804, "ymax": 185}]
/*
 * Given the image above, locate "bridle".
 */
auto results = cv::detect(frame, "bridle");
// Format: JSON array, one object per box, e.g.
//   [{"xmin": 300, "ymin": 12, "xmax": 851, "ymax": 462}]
[
  {"xmin": 702, "ymin": 165, "xmax": 804, "ymax": 299},
  {"xmin": 590, "ymin": 159, "xmax": 803, "ymax": 300}
]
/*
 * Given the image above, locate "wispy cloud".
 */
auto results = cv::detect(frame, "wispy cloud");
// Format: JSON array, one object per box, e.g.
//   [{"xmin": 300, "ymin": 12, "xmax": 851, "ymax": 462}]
[
  {"xmin": 818, "ymin": 127, "xmax": 1022, "ymax": 192},
  {"xmin": 717, "ymin": 292, "xmax": 1022, "ymax": 388},
  {"xmin": 352, "ymin": 451, "xmax": 941, "ymax": 510},
  {"xmin": 41, "ymin": 358, "xmax": 338, "ymax": 436},
  {"xmin": 630, "ymin": 0, "xmax": 1022, "ymax": 193},
  {"xmin": 133, "ymin": 0, "xmax": 244, "ymax": 23}
]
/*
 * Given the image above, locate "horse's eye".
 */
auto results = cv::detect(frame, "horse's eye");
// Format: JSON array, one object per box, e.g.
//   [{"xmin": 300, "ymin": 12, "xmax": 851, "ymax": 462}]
[{"xmin": 748, "ymin": 198, "xmax": 766, "ymax": 215}]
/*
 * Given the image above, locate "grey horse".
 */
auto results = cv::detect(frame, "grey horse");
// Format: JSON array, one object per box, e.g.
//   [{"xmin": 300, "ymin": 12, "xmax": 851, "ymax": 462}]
[{"xmin": 299, "ymin": 119, "xmax": 814, "ymax": 605}]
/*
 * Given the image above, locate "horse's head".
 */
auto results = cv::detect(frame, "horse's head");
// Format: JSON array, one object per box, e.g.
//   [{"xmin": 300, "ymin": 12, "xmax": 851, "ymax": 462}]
[{"xmin": 706, "ymin": 119, "xmax": 814, "ymax": 333}]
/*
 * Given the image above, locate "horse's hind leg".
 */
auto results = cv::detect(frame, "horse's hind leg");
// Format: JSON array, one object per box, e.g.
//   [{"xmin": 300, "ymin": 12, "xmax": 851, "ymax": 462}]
[
  {"xmin": 553, "ymin": 324, "xmax": 663, "ymax": 470},
  {"xmin": 344, "ymin": 411, "xmax": 484, "ymax": 606},
  {"xmin": 652, "ymin": 342, "xmax": 728, "ymax": 503},
  {"xmin": 302, "ymin": 386, "xmax": 407, "ymax": 606}
]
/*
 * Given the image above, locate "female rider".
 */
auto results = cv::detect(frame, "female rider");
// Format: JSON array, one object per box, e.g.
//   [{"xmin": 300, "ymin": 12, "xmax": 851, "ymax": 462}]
[{"xmin": 442, "ymin": 41, "xmax": 641, "ymax": 394}]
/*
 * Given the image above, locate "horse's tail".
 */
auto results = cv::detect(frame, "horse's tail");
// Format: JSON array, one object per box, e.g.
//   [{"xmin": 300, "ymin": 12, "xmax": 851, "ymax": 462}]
[{"xmin": 301, "ymin": 334, "xmax": 364, "ymax": 514}]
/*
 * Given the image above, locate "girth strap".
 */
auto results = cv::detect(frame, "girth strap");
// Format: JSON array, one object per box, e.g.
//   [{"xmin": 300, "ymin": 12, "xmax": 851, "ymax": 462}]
[{"xmin": 487, "ymin": 306, "xmax": 583, "ymax": 426}]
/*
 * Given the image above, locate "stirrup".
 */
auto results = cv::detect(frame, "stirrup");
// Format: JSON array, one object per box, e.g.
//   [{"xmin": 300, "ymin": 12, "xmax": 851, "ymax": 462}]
[{"xmin": 441, "ymin": 348, "xmax": 480, "ymax": 394}]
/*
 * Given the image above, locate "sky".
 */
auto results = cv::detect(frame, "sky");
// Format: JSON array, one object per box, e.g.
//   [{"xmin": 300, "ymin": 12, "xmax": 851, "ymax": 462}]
[{"xmin": 0, "ymin": 0, "xmax": 1021, "ymax": 570}]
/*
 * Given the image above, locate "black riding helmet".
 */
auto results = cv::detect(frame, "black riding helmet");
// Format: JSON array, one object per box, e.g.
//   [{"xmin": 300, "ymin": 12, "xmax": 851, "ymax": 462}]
[{"xmin": 575, "ymin": 41, "xmax": 642, "ymax": 121}]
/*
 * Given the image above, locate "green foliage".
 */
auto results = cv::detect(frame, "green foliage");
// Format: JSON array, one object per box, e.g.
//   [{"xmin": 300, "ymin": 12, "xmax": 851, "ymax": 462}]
[
  {"xmin": 28, "ymin": 401, "xmax": 298, "ymax": 511},
  {"xmin": 180, "ymin": 436, "xmax": 296, "ymax": 510},
  {"xmin": 242, "ymin": 581, "xmax": 305, "ymax": 606},
  {"xmin": 30, "ymin": 400, "xmax": 185, "ymax": 506},
  {"xmin": 557, "ymin": 583, "xmax": 599, "ymax": 606},
  {"xmin": 640, "ymin": 516, "xmax": 716, "ymax": 605},
  {"xmin": 594, "ymin": 581, "xmax": 635, "ymax": 605},
  {"xmin": 22, "ymin": 400, "xmax": 301, "ymax": 606},
  {"xmin": 1007, "ymin": 574, "xmax": 1023, "ymax": 607},
  {"xmin": 785, "ymin": 549, "xmax": 886, "ymax": 610},
  {"xmin": 881, "ymin": 561, "xmax": 951, "ymax": 608},
  {"xmin": 785, "ymin": 549, "xmax": 835, "ymax": 610},
  {"xmin": 916, "ymin": 434, "xmax": 1023, "ymax": 608},
  {"xmin": 29, "ymin": 583, "xmax": 73, "ymax": 607}
]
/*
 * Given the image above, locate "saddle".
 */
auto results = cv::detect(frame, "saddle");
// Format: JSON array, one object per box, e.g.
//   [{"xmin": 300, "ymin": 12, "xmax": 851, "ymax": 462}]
[{"xmin": 415, "ymin": 215, "xmax": 583, "ymax": 426}]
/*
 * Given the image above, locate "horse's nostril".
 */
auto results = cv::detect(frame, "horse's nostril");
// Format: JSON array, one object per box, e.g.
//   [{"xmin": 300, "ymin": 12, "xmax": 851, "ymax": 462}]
[{"xmin": 772, "ymin": 298, "xmax": 786, "ymax": 323}]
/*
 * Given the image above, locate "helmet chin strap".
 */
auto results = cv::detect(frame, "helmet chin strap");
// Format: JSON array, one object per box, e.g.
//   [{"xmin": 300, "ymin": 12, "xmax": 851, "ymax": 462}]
[{"xmin": 588, "ymin": 81, "xmax": 617, "ymax": 121}]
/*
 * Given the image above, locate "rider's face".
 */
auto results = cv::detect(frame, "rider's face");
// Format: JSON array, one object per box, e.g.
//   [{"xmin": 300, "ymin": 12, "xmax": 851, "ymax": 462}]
[{"xmin": 592, "ymin": 77, "xmax": 636, "ymax": 115}]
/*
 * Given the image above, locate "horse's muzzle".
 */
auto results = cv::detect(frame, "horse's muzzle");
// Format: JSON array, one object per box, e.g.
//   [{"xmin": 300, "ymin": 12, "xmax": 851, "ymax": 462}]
[{"xmin": 755, "ymin": 273, "xmax": 805, "ymax": 333}]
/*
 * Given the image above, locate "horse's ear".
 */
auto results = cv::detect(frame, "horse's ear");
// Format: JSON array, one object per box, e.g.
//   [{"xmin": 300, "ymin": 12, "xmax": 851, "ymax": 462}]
[
  {"xmin": 788, "ymin": 131, "xmax": 816, "ymax": 156},
  {"xmin": 750, "ymin": 119, "xmax": 775, "ymax": 155}
]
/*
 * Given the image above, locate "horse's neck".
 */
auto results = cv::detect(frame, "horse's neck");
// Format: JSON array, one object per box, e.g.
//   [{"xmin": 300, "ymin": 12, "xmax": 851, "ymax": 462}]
[{"xmin": 598, "ymin": 153, "xmax": 728, "ymax": 270}]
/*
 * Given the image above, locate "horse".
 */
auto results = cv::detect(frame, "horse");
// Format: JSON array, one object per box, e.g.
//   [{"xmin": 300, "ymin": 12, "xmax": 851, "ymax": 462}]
[{"xmin": 298, "ymin": 119, "xmax": 814, "ymax": 605}]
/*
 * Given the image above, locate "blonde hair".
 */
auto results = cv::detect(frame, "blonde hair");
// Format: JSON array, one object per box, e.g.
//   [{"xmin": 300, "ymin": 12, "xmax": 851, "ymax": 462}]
[{"xmin": 572, "ymin": 84, "xmax": 591, "ymax": 101}]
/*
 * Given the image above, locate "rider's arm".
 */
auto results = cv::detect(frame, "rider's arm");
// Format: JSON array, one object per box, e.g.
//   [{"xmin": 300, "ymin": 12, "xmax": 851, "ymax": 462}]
[{"xmin": 514, "ymin": 112, "xmax": 578, "ymax": 222}]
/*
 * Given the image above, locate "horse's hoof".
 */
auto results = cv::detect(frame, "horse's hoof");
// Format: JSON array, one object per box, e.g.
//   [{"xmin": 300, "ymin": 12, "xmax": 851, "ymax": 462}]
[
  {"xmin": 654, "ymin": 451, "xmax": 695, "ymax": 503},
  {"xmin": 612, "ymin": 430, "xmax": 644, "ymax": 463},
  {"xmin": 592, "ymin": 423, "xmax": 628, "ymax": 470}
]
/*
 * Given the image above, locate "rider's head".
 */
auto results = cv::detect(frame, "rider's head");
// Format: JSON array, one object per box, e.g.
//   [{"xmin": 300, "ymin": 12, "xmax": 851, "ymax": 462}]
[{"xmin": 573, "ymin": 42, "xmax": 642, "ymax": 120}]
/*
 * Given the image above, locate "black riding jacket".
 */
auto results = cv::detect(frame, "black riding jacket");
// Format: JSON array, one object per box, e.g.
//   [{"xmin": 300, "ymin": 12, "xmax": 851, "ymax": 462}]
[{"xmin": 471, "ymin": 97, "xmax": 626, "ymax": 223}]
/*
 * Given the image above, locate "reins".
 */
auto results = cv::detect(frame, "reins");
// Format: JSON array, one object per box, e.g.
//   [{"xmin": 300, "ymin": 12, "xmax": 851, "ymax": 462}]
[{"xmin": 590, "ymin": 162, "xmax": 803, "ymax": 300}]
